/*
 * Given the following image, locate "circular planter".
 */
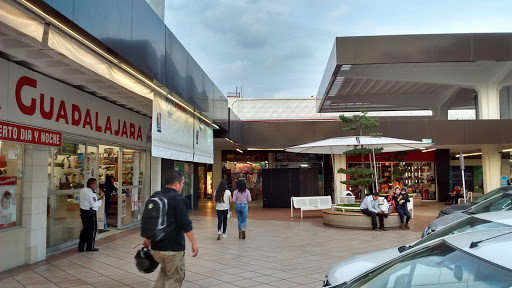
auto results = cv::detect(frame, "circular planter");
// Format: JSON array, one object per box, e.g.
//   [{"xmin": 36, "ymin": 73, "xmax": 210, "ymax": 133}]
[{"xmin": 323, "ymin": 209, "xmax": 402, "ymax": 229}]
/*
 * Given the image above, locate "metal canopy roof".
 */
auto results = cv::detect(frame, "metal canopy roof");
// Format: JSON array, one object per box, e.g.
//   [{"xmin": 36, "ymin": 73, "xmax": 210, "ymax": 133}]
[{"xmin": 317, "ymin": 33, "xmax": 512, "ymax": 114}]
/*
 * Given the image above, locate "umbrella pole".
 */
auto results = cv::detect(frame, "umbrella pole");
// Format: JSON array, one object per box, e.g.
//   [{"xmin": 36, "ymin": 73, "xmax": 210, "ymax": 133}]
[{"xmin": 372, "ymin": 148, "xmax": 379, "ymax": 194}]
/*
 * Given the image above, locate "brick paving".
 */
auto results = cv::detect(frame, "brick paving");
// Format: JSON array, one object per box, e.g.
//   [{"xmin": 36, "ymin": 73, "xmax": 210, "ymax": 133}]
[{"xmin": 0, "ymin": 201, "xmax": 444, "ymax": 287}]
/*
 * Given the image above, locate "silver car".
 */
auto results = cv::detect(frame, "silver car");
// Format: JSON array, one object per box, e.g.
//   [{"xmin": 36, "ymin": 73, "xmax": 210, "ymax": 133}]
[
  {"xmin": 424, "ymin": 191, "xmax": 512, "ymax": 237},
  {"xmin": 324, "ymin": 211, "xmax": 512, "ymax": 287},
  {"xmin": 325, "ymin": 228, "xmax": 512, "ymax": 287}
]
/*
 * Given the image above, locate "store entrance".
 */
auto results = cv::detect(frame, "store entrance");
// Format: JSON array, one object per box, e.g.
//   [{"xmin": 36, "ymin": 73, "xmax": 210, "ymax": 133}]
[{"xmin": 47, "ymin": 141, "xmax": 148, "ymax": 252}]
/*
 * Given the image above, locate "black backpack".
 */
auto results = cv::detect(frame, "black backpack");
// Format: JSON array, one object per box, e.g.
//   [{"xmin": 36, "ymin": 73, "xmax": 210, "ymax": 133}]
[{"xmin": 141, "ymin": 191, "xmax": 172, "ymax": 242}]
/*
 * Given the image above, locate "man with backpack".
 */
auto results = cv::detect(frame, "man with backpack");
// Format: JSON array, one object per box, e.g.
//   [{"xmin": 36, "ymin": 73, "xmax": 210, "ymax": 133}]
[{"xmin": 142, "ymin": 171, "xmax": 198, "ymax": 288}]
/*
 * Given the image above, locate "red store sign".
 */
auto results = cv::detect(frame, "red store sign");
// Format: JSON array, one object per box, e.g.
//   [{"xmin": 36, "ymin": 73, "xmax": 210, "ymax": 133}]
[{"xmin": 0, "ymin": 121, "xmax": 62, "ymax": 147}]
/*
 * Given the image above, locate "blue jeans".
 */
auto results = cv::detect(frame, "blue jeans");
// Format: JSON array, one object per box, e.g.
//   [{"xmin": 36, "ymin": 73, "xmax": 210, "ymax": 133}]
[
  {"xmin": 396, "ymin": 206, "xmax": 411, "ymax": 224},
  {"xmin": 235, "ymin": 203, "xmax": 248, "ymax": 231}
]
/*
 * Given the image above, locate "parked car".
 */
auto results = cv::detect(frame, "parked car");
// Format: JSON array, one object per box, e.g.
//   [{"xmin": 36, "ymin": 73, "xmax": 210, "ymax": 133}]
[
  {"xmin": 424, "ymin": 191, "xmax": 512, "ymax": 237},
  {"xmin": 323, "ymin": 211, "xmax": 512, "ymax": 287},
  {"xmin": 437, "ymin": 185, "xmax": 512, "ymax": 218},
  {"xmin": 325, "ymin": 228, "xmax": 512, "ymax": 287}
]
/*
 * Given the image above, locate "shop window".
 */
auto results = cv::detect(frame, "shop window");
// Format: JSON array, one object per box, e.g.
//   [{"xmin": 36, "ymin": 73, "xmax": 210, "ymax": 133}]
[
  {"xmin": 99, "ymin": 145, "xmax": 120, "ymax": 227},
  {"xmin": 122, "ymin": 149, "xmax": 145, "ymax": 224},
  {"xmin": 48, "ymin": 143, "xmax": 86, "ymax": 191},
  {"xmin": 0, "ymin": 141, "xmax": 22, "ymax": 230},
  {"xmin": 47, "ymin": 142, "xmax": 85, "ymax": 248}
]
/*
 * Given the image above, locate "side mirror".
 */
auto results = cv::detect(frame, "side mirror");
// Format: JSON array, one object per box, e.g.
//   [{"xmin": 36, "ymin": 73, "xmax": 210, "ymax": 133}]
[
  {"xmin": 398, "ymin": 246, "xmax": 408, "ymax": 253},
  {"xmin": 454, "ymin": 265, "xmax": 463, "ymax": 281}
]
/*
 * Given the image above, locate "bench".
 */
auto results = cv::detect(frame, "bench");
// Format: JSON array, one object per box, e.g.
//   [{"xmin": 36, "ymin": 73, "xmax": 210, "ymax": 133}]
[
  {"xmin": 339, "ymin": 191, "xmax": 356, "ymax": 204},
  {"xmin": 291, "ymin": 196, "xmax": 332, "ymax": 218},
  {"xmin": 379, "ymin": 197, "xmax": 414, "ymax": 218},
  {"xmin": 457, "ymin": 191, "xmax": 484, "ymax": 204}
]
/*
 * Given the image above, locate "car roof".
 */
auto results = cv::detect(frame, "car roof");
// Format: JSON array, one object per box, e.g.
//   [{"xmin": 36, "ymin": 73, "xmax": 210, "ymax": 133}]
[
  {"xmin": 473, "ymin": 210, "xmax": 512, "ymax": 225},
  {"xmin": 442, "ymin": 227, "xmax": 512, "ymax": 269}
]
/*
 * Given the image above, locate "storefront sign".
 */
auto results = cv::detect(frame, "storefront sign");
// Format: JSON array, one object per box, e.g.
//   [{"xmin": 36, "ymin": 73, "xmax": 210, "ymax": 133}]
[
  {"xmin": 0, "ymin": 177, "xmax": 17, "ymax": 229},
  {"xmin": 0, "ymin": 59, "xmax": 151, "ymax": 148},
  {"xmin": 0, "ymin": 121, "xmax": 61, "ymax": 147},
  {"xmin": 422, "ymin": 139, "xmax": 433, "ymax": 144}
]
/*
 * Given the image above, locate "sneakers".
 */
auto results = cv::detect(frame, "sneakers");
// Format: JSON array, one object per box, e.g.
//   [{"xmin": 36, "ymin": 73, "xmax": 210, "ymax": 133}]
[
  {"xmin": 222, "ymin": 233, "xmax": 227, "ymax": 238},
  {"xmin": 217, "ymin": 231, "xmax": 221, "ymax": 240}
]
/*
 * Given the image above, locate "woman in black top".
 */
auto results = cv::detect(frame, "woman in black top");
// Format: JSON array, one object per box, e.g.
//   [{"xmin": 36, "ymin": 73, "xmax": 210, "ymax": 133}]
[
  {"xmin": 104, "ymin": 176, "xmax": 117, "ymax": 217},
  {"xmin": 395, "ymin": 187, "xmax": 411, "ymax": 229}
]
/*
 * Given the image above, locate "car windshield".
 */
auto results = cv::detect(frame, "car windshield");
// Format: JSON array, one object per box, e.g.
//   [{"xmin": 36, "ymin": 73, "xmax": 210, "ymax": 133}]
[
  {"xmin": 347, "ymin": 241, "xmax": 512, "ymax": 288},
  {"xmin": 468, "ymin": 192, "xmax": 512, "ymax": 214},
  {"xmin": 473, "ymin": 186, "xmax": 512, "ymax": 204},
  {"xmin": 410, "ymin": 216, "xmax": 511, "ymax": 250}
]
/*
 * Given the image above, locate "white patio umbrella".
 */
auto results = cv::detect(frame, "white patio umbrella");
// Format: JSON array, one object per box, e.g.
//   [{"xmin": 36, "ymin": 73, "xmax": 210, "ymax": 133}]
[
  {"xmin": 286, "ymin": 136, "xmax": 432, "ymax": 154},
  {"xmin": 286, "ymin": 136, "xmax": 433, "ymax": 203}
]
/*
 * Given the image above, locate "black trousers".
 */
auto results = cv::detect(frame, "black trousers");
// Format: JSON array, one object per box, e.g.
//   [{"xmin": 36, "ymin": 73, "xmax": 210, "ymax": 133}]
[
  {"xmin": 79, "ymin": 209, "xmax": 97, "ymax": 249},
  {"xmin": 105, "ymin": 197, "xmax": 111, "ymax": 216},
  {"xmin": 361, "ymin": 208, "xmax": 384, "ymax": 229},
  {"xmin": 217, "ymin": 209, "xmax": 228, "ymax": 233}
]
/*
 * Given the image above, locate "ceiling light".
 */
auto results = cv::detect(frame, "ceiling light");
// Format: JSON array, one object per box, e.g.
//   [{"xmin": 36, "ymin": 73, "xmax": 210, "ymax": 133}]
[
  {"xmin": 236, "ymin": 149, "xmax": 243, "ymax": 153},
  {"xmin": 422, "ymin": 149, "xmax": 436, "ymax": 153},
  {"xmin": 456, "ymin": 152, "xmax": 482, "ymax": 157}
]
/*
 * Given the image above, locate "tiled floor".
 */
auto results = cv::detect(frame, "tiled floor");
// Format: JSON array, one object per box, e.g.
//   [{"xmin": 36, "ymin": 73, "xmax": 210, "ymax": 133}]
[{"xmin": 0, "ymin": 201, "xmax": 445, "ymax": 288}]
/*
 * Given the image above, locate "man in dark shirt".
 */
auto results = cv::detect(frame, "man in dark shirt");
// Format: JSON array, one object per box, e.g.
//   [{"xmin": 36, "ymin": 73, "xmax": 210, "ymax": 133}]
[{"xmin": 143, "ymin": 171, "xmax": 198, "ymax": 288}]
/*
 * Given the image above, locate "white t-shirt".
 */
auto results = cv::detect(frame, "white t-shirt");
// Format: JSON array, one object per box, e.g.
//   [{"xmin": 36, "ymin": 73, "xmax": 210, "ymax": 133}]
[{"xmin": 215, "ymin": 190, "xmax": 231, "ymax": 210}]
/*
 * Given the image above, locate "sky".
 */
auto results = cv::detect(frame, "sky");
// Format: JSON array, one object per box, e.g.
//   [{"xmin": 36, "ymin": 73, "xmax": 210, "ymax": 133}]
[{"xmin": 164, "ymin": 0, "xmax": 512, "ymax": 99}]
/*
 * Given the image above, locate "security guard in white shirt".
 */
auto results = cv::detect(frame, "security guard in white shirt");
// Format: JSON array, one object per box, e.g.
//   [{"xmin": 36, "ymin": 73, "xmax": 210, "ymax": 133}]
[{"xmin": 78, "ymin": 178, "xmax": 104, "ymax": 252}]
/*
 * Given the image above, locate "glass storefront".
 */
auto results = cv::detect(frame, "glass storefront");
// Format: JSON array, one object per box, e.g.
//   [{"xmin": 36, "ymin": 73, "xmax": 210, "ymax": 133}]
[
  {"xmin": 175, "ymin": 162, "xmax": 194, "ymax": 209},
  {"xmin": 47, "ymin": 141, "xmax": 147, "ymax": 250},
  {"xmin": 0, "ymin": 141, "xmax": 23, "ymax": 230}
]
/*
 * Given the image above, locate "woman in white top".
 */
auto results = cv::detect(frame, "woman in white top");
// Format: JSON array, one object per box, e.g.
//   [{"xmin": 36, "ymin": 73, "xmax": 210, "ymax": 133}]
[{"xmin": 214, "ymin": 180, "xmax": 232, "ymax": 240}]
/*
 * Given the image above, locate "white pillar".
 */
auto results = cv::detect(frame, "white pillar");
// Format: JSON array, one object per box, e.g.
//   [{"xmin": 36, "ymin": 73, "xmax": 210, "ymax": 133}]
[
  {"xmin": 477, "ymin": 85, "xmax": 501, "ymax": 119},
  {"xmin": 481, "ymin": 144, "xmax": 501, "ymax": 193},
  {"xmin": 212, "ymin": 149, "xmax": 222, "ymax": 193},
  {"xmin": 333, "ymin": 154, "xmax": 347, "ymax": 204},
  {"xmin": 23, "ymin": 145, "xmax": 49, "ymax": 264},
  {"xmin": 151, "ymin": 156, "xmax": 161, "ymax": 192}
]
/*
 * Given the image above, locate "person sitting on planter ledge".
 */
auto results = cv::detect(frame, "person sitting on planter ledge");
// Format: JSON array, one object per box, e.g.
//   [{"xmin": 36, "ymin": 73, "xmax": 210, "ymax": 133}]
[{"xmin": 360, "ymin": 192, "xmax": 387, "ymax": 231}]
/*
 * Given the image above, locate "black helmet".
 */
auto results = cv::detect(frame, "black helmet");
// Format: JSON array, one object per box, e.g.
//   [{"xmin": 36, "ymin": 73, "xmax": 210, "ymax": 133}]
[{"xmin": 134, "ymin": 247, "xmax": 159, "ymax": 273}]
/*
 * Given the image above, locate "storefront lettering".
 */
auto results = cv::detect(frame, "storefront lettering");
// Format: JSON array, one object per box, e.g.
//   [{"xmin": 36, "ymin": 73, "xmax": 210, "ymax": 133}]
[
  {"xmin": 15, "ymin": 76, "xmax": 143, "ymax": 142},
  {"xmin": 0, "ymin": 121, "xmax": 61, "ymax": 146}
]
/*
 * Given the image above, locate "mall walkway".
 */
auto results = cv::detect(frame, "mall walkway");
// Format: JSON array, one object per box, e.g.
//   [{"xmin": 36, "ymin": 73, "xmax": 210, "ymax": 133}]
[{"xmin": 0, "ymin": 202, "xmax": 444, "ymax": 288}]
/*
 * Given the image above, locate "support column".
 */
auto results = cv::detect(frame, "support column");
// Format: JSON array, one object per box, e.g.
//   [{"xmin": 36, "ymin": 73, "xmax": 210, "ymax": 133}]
[
  {"xmin": 482, "ymin": 144, "xmax": 501, "ymax": 193},
  {"xmin": 212, "ymin": 149, "xmax": 222, "ymax": 194},
  {"xmin": 23, "ymin": 145, "xmax": 49, "ymax": 264},
  {"xmin": 333, "ymin": 154, "xmax": 347, "ymax": 204},
  {"xmin": 477, "ymin": 85, "xmax": 501, "ymax": 119}
]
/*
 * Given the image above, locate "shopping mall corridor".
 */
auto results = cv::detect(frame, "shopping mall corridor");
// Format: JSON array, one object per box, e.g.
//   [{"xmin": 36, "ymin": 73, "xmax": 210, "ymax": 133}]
[{"xmin": 0, "ymin": 202, "xmax": 445, "ymax": 288}]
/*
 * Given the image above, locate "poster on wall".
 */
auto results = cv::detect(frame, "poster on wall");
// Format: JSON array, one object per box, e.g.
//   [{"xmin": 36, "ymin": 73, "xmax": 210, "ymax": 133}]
[
  {"xmin": 152, "ymin": 94, "xmax": 194, "ymax": 161},
  {"xmin": 193, "ymin": 116, "xmax": 213, "ymax": 164},
  {"xmin": 0, "ymin": 177, "xmax": 17, "ymax": 229}
]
